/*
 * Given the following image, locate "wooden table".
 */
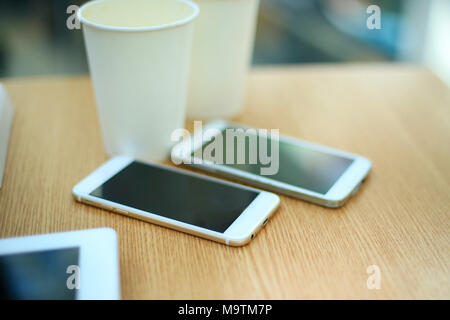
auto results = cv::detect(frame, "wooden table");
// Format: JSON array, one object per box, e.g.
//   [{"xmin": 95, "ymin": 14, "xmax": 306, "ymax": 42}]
[{"xmin": 0, "ymin": 65, "xmax": 449, "ymax": 299}]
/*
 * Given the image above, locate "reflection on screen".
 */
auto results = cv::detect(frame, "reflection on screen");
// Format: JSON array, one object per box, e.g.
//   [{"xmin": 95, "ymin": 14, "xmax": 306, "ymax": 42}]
[
  {"xmin": 0, "ymin": 248, "xmax": 79, "ymax": 300},
  {"xmin": 200, "ymin": 129, "xmax": 354, "ymax": 194},
  {"xmin": 90, "ymin": 162, "xmax": 259, "ymax": 233}
]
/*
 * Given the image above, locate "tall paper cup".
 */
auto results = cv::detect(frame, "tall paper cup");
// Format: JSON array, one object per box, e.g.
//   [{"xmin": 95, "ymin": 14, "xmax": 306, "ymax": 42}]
[
  {"xmin": 187, "ymin": 0, "xmax": 259, "ymax": 119},
  {"xmin": 78, "ymin": 0, "xmax": 199, "ymax": 161}
]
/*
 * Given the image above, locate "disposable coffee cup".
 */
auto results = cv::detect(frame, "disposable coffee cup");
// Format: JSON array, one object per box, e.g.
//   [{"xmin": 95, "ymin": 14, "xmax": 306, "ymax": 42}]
[
  {"xmin": 187, "ymin": 0, "xmax": 259, "ymax": 119},
  {"xmin": 78, "ymin": 0, "xmax": 199, "ymax": 161}
]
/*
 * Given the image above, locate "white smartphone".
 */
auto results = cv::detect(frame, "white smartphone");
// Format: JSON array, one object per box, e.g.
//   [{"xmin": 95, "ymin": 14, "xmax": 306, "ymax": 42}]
[
  {"xmin": 0, "ymin": 228, "xmax": 120, "ymax": 300},
  {"xmin": 172, "ymin": 121, "xmax": 372, "ymax": 208},
  {"xmin": 73, "ymin": 156, "xmax": 280, "ymax": 246}
]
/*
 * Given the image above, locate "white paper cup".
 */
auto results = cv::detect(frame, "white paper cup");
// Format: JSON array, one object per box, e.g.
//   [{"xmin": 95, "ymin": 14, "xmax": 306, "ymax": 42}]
[
  {"xmin": 78, "ymin": 0, "xmax": 199, "ymax": 162},
  {"xmin": 187, "ymin": 0, "xmax": 259, "ymax": 119}
]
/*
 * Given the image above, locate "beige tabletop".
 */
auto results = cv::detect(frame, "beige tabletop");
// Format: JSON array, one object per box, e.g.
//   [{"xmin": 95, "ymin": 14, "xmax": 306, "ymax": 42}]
[{"xmin": 0, "ymin": 64, "xmax": 449, "ymax": 299}]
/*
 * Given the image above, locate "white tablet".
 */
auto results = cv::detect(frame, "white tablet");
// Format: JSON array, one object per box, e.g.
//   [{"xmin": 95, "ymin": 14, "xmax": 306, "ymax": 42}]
[
  {"xmin": 0, "ymin": 228, "xmax": 120, "ymax": 300},
  {"xmin": 0, "ymin": 84, "xmax": 14, "ymax": 189}
]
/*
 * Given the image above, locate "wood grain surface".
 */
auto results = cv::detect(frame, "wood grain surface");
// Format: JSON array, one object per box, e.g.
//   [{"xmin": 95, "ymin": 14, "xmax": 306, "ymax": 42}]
[{"xmin": 0, "ymin": 64, "xmax": 449, "ymax": 299}]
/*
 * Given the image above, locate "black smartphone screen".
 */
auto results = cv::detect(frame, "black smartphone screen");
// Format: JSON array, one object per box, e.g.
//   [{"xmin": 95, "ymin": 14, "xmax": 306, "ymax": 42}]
[
  {"xmin": 199, "ymin": 129, "xmax": 354, "ymax": 194},
  {"xmin": 90, "ymin": 161, "xmax": 259, "ymax": 233}
]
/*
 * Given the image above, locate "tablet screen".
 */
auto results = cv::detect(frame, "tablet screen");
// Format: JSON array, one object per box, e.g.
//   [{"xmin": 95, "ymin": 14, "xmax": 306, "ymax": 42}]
[{"xmin": 0, "ymin": 247, "xmax": 79, "ymax": 300}]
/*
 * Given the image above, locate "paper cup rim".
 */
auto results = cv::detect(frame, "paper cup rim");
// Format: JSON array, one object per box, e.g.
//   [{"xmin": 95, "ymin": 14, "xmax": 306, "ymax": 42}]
[{"xmin": 77, "ymin": 0, "xmax": 199, "ymax": 32}]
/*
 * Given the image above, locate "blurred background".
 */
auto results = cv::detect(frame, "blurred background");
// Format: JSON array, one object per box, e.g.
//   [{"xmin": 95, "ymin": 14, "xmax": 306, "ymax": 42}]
[{"xmin": 0, "ymin": 0, "xmax": 449, "ymax": 85}]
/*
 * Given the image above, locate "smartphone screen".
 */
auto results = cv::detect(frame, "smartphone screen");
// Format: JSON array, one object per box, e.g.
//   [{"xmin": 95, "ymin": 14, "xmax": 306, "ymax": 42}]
[
  {"xmin": 199, "ymin": 129, "xmax": 354, "ymax": 195},
  {"xmin": 90, "ymin": 161, "xmax": 259, "ymax": 233}
]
